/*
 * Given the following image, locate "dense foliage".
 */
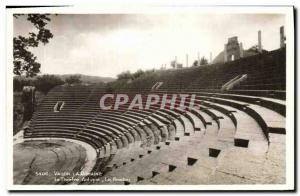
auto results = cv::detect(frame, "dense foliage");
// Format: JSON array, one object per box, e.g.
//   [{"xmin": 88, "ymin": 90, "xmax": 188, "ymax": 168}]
[
  {"xmin": 14, "ymin": 74, "xmax": 64, "ymax": 94},
  {"xmin": 13, "ymin": 14, "xmax": 53, "ymax": 77},
  {"xmin": 65, "ymin": 75, "xmax": 82, "ymax": 85}
]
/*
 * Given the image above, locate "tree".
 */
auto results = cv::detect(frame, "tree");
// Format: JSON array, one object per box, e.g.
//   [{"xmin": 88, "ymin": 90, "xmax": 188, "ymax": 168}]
[
  {"xmin": 34, "ymin": 74, "xmax": 64, "ymax": 94},
  {"xmin": 170, "ymin": 60, "xmax": 176, "ymax": 69},
  {"xmin": 248, "ymin": 44, "xmax": 260, "ymax": 52},
  {"xmin": 199, "ymin": 57, "xmax": 208, "ymax": 65},
  {"xmin": 132, "ymin": 69, "xmax": 144, "ymax": 79},
  {"xmin": 65, "ymin": 75, "xmax": 82, "ymax": 84},
  {"xmin": 14, "ymin": 14, "xmax": 54, "ymax": 77},
  {"xmin": 13, "ymin": 77, "xmax": 33, "ymax": 92},
  {"xmin": 117, "ymin": 71, "xmax": 132, "ymax": 80},
  {"xmin": 192, "ymin": 60, "xmax": 199, "ymax": 67}
]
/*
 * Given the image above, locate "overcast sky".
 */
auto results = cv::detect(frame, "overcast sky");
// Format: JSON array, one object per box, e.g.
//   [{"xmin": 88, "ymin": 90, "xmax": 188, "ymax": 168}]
[{"xmin": 14, "ymin": 14, "xmax": 285, "ymax": 78}]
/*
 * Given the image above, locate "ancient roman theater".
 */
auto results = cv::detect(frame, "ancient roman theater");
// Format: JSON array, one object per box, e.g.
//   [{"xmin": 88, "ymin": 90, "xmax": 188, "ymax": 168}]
[{"xmin": 13, "ymin": 30, "xmax": 287, "ymax": 186}]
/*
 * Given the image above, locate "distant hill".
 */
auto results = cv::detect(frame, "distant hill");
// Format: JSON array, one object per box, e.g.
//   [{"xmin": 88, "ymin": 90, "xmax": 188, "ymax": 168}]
[
  {"xmin": 58, "ymin": 74, "xmax": 115, "ymax": 84},
  {"xmin": 14, "ymin": 74, "xmax": 115, "ymax": 84}
]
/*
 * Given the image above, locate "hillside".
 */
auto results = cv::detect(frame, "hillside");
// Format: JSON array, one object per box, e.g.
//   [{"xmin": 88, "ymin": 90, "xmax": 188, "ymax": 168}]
[
  {"xmin": 14, "ymin": 74, "xmax": 115, "ymax": 84},
  {"xmin": 58, "ymin": 74, "xmax": 115, "ymax": 84}
]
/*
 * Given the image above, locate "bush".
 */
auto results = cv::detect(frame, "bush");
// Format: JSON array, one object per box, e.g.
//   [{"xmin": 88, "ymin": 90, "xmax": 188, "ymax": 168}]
[
  {"xmin": 117, "ymin": 71, "xmax": 132, "ymax": 80},
  {"xmin": 200, "ymin": 57, "xmax": 208, "ymax": 65},
  {"xmin": 132, "ymin": 69, "xmax": 144, "ymax": 79},
  {"xmin": 13, "ymin": 77, "xmax": 33, "ymax": 92},
  {"xmin": 65, "ymin": 75, "xmax": 82, "ymax": 84},
  {"xmin": 34, "ymin": 74, "xmax": 64, "ymax": 94},
  {"xmin": 117, "ymin": 69, "xmax": 152, "ymax": 81}
]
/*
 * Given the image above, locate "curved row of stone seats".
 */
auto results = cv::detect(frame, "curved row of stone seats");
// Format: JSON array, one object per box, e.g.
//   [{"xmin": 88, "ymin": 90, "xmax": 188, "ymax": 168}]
[
  {"xmin": 98, "ymin": 94, "xmax": 280, "ymax": 184},
  {"xmin": 235, "ymin": 83, "xmax": 285, "ymax": 91},
  {"xmin": 97, "ymin": 108, "xmax": 226, "ymax": 185},
  {"xmin": 148, "ymin": 92, "xmax": 268, "ymax": 149},
  {"xmin": 30, "ymin": 114, "xmax": 95, "ymax": 123},
  {"xmin": 170, "ymin": 101, "xmax": 235, "ymax": 142},
  {"xmin": 157, "ymin": 90, "xmax": 285, "ymax": 136},
  {"xmin": 193, "ymin": 99, "xmax": 259, "ymax": 146},
  {"xmin": 32, "ymin": 106, "xmax": 97, "ymax": 120},
  {"xmin": 137, "ymin": 112, "xmax": 282, "ymax": 184},
  {"xmin": 157, "ymin": 90, "xmax": 285, "ymax": 116},
  {"xmin": 34, "ymin": 86, "xmax": 107, "ymax": 118},
  {"xmin": 28, "ymin": 118, "xmax": 156, "ymax": 165},
  {"xmin": 33, "ymin": 90, "xmax": 244, "ymax": 149},
  {"xmin": 147, "ymin": 109, "xmax": 176, "ymax": 139},
  {"xmin": 82, "ymin": 110, "xmax": 163, "ymax": 152},
  {"xmin": 26, "ymin": 126, "xmax": 111, "ymax": 148},
  {"xmin": 24, "ymin": 132, "xmax": 102, "ymax": 150},
  {"xmin": 125, "ymin": 101, "xmax": 186, "ymax": 140},
  {"xmin": 29, "ymin": 95, "xmax": 237, "ymax": 184},
  {"xmin": 26, "ymin": 122, "xmax": 118, "ymax": 152},
  {"xmin": 26, "ymin": 89, "xmax": 202, "ymax": 180},
  {"xmin": 103, "ymin": 142, "xmax": 151, "ymax": 172},
  {"xmin": 201, "ymin": 100, "xmax": 268, "ymax": 150},
  {"xmin": 88, "ymin": 138, "xmax": 156, "ymax": 173},
  {"xmin": 151, "ymin": 94, "xmax": 220, "ymax": 132},
  {"xmin": 180, "ymin": 109, "xmax": 203, "ymax": 132},
  {"xmin": 85, "ymin": 121, "xmax": 135, "ymax": 151},
  {"xmin": 177, "ymin": 89, "xmax": 286, "ymax": 100},
  {"xmin": 28, "ymin": 88, "xmax": 284, "ymax": 184},
  {"xmin": 239, "ymin": 76, "xmax": 285, "ymax": 87},
  {"xmin": 152, "ymin": 110, "xmax": 178, "ymax": 140},
  {"xmin": 31, "ymin": 111, "xmax": 98, "ymax": 117},
  {"xmin": 132, "ymin": 107, "xmax": 177, "ymax": 140},
  {"xmin": 126, "ymin": 111, "xmax": 167, "ymax": 143},
  {"xmin": 195, "ymin": 95, "xmax": 286, "ymax": 138},
  {"xmin": 182, "ymin": 93, "xmax": 276, "ymax": 145},
  {"xmin": 91, "ymin": 115, "xmax": 137, "ymax": 139},
  {"xmin": 28, "ymin": 118, "xmax": 94, "ymax": 132},
  {"xmin": 94, "ymin": 114, "xmax": 142, "ymax": 143},
  {"xmin": 95, "ymin": 121, "xmax": 135, "ymax": 146},
  {"xmin": 95, "ymin": 104, "xmax": 191, "ymax": 173},
  {"xmin": 151, "ymin": 49, "xmax": 285, "ymax": 92},
  {"xmin": 199, "ymin": 91, "xmax": 286, "ymax": 116},
  {"xmin": 36, "ymin": 85, "xmax": 95, "ymax": 112},
  {"xmin": 101, "ymin": 138, "xmax": 177, "ymax": 177},
  {"xmin": 112, "ymin": 48, "xmax": 285, "ymax": 98},
  {"xmin": 25, "ymin": 50, "xmax": 286, "ymax": 184},
  {"xmin": 98, "ymin": 98, "xmax": 227, "ymax": 174},
  {"xmin": 188, "ymin": 92, "xmax": 283, "ymax": 138},
  {"xmin": 31, "ymin": 111, "xmax": 95, "ymax": 119},
  {"xmin": 95, "ymin": 108, "xmax": 174, "ymax": 147},
  {"xmin": 145, "ymin": 99, "xmax": 223, "ymax": 140},
  {"xmin": 90, "ymin": 119, "xmax": 131, "ymax": 139},
  {"xmin": 28, "ymin": 112, "xmax": 97, "ymax": 132},
  {"xmin": 83, "ymin": 124, "xmax": 125, "ymax": 148},
  {"xmin": 78, "ymin": 91, "xmax": 108, "ymax": 112},
  {"xmin": 194, "ymin": 100, "xmax": 237, "ymax": 128},
  {"xmin": 202, "ymin": 107, "xmax": 235, "ymax": 141},
  {"xmin": 102, "ymin": 107, "xmax": 173, "ymax": 142},
  {"xmin": 98, "ymin": 112, "xmax": 142, "ymax": 126}
]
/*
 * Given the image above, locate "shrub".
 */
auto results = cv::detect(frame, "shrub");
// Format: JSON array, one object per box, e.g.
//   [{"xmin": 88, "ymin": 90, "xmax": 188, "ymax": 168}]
[
  {"xmin": 65, "ymin": 75, "xmax": 82, "ymax": 84},
  {"xmin": 13, "ymin": 77, "xmax": 33, "ymax": 92},
  {"xmin": 117, "ymin": 71, "xmax": 132, "ymax": 80},
  {"xmin": 34, "ymin": 74, "xmax": 64, "ymax": 94}
]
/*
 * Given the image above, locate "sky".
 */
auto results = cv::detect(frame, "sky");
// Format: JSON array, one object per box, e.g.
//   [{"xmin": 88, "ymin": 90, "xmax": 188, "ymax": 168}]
[{"xmin": 13, "ymin": 14, "xmax": 285, "ymax": 78}]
